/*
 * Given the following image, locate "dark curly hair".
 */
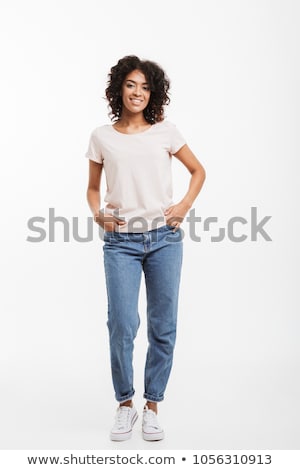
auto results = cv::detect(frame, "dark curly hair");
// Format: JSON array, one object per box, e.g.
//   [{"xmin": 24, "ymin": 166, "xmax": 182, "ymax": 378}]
[{"xmin": 105, "ymin": 55, "xmax": 170, "ymax": 124}]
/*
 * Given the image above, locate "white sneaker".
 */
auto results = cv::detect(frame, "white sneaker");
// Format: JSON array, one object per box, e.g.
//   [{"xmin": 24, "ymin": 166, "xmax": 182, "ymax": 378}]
[
  {"xmin": 142, "ymin": 405, "xmax": 164, "ymax": 441},
  {"xmin": 110, "ymin": 405, "xmax": 138, "ymax": 441}
]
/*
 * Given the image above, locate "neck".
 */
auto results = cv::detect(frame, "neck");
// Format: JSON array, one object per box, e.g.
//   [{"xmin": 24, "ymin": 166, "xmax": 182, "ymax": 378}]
[{"xmin": 118, "ymin": 110, "xmax": 148, "ymax": 128}]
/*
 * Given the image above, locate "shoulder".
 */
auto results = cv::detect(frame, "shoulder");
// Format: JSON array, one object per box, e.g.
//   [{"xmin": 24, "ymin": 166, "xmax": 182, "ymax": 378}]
[
  {"xmin": 89, "ymin": 124, "xmax": 112, "ymax": 137},
  {"xmin": 156, "ymin": 120, "xmax": 183, "ymax": 134},
  {"xmin": 152, "ymin": 120, "xmax": 179, "ymax": 135},
  {"xmin": 155, "ymin": 120, "xmax": 184, "ymax": 138}
]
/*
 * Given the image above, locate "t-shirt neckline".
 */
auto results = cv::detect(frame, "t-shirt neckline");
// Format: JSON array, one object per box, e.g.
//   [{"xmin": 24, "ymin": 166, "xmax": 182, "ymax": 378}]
[{"xmin": 111, "ymin": 122, "xmax": 159, "ymax": 136}]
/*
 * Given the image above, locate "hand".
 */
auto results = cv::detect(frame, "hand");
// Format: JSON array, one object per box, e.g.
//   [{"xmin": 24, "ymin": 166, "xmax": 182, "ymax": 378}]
[
  {"xmin": 164, "ymin": 201, "xmax": 190, "ymax": 231},
  {"xmin": 93, "ymin": 211, "xmax": 126, "ymax": 231}
]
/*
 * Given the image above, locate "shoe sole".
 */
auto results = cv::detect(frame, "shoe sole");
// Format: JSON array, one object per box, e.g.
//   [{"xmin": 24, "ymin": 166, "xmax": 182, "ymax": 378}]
[
  {"xmin": 110, "ymin": 412, "xmax": 138, "ymax": 441},
  {"xmin": 142, "ymin": 430, "xmax": 165, "ymax": 441}
]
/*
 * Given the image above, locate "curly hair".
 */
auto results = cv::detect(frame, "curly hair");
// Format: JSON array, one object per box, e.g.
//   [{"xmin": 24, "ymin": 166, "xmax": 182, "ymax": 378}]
[{"xmin": 105, "ymin": 55, "xmax": 170, "ymax": 124}]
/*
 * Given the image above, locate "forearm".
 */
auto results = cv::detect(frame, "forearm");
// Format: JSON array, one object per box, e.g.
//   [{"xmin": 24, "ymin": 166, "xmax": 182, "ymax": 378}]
[
  {"xmin": 87, "ymin": 188, "xmax": 100, "ymax": 216},
  {"xmin": 180, "ymin": 167, "xmax": 206, "ymax": 210}
]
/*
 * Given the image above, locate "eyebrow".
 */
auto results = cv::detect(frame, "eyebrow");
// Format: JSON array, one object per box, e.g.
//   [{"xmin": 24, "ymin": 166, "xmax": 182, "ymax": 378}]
[{"xmin": 126, "ymin": 79, "xmax": 149, "ymax": 85}]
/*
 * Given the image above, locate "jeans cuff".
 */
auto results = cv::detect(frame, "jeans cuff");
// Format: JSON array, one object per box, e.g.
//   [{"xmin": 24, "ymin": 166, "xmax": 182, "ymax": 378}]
[
  {"xmin": 143, "ymin": 393, "xmax": 164, "ymax": 403},
  {"xmin": 117, "ymin": 391, "xmax": 135, "ymax": 403}
]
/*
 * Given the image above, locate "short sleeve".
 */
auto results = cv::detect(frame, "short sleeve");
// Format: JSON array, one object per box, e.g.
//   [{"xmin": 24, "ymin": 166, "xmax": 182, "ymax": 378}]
[
  {"xmin": 169, "ymin": 122, "xmax": 186, "ymax": 155},
  {"xmin": 85, "ymin": 128, "xmax": 103, "ymax": 164}
]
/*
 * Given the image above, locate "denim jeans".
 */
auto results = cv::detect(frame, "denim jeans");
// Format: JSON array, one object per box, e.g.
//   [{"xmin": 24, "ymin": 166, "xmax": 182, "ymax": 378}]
[{"xmin": 102, "ymin": 224, "xmax": 183, "ymax": 403}]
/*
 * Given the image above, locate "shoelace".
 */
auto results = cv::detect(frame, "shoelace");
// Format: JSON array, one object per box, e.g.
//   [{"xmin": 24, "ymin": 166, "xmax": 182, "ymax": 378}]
[
  {"xmin": 143, "ymin": 408, "xmax": 160, "ymax": 430},
  {"xmin": 115, "ymin": 407, "xmax": 131, "ymax": 430}
]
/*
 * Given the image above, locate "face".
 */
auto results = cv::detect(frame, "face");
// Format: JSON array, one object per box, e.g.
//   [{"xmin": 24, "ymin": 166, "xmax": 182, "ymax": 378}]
[{"xmin": 120, "ymin": 69, "xmax": 151, "ymax": 115}]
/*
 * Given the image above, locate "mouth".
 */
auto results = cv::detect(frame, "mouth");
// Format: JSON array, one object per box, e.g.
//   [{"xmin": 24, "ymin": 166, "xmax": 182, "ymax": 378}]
[{"xmin": 130, "ymin": 98, "xmax": 143, "ymax": 105}]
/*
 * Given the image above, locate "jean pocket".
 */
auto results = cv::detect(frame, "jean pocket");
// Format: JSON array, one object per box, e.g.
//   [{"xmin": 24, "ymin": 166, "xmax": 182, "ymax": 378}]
[
  {"xmin": 103, "ymin": 230, "xmax": 115, "ymax": 241},
  {"xmin": 164, "ymin": 225, "xmax": 184, "ymax": 241},
  {"xmin": 166, "ymin": 224, "xmax": 176, "ymax": 231}
]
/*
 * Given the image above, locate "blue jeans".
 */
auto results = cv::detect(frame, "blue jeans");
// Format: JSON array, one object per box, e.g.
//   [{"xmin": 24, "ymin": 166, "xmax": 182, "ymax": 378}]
[{"xmin": 102, "ymin": 224, "xmax": 183, "ymax": 403}]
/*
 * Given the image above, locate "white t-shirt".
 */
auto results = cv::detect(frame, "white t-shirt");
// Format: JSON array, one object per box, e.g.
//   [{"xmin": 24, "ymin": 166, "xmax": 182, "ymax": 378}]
[{"xmin": 85, "ymin": 120, "xmax": 186, "ymax": 232}]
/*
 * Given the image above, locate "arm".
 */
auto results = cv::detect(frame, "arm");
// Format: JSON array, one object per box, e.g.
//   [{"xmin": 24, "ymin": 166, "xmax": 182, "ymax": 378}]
[
  {"xmin": 86, "ymin": 160, "xmax": 126, "ymax": 230},
  {"xmin": 86, "ymin": 160, "xmax": 102, "ymax": 218},
  {"xmin": 164, "ymin": 144, "xmax": 206, "ymax": 226}
]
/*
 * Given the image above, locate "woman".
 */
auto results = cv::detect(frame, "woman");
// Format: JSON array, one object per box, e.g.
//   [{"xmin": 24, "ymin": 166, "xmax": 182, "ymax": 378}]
[{"xmin": 85, "ymin": 55, "xmax": 206, "ymax": 441}]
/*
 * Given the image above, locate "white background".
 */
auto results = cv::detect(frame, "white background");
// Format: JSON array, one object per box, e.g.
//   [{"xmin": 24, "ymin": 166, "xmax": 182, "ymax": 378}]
[{"xmin": 0, "ymin": 0, "xmax": 299, "ymax": 450}]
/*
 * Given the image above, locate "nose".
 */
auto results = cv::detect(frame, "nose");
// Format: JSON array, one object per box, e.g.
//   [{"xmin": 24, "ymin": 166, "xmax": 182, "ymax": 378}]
[{"xmin": 133, "ymin": 86, "xmax": 142, "ymax": 96}]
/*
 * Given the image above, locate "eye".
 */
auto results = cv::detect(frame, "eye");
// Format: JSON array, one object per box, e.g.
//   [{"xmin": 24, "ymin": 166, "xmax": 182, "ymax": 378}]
[
  {"xmin": 143, "ymin": 86, "xmax": 150, "ymax": 91},
  {"xmin": 126, "ymin": 83, "xmax": 134, "ymax": 88}
]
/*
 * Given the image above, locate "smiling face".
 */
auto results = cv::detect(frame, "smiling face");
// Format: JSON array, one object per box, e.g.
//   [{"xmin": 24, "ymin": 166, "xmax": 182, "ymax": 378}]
[{"xmin": 120, "ymin": 69, "xmax": 151, "ymax": 116}]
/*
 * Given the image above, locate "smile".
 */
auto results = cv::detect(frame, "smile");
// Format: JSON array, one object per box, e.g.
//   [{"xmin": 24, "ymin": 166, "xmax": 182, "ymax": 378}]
[{"xmin": 130, "ymin": 99, "xmax": 143, "ymax": 104}]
